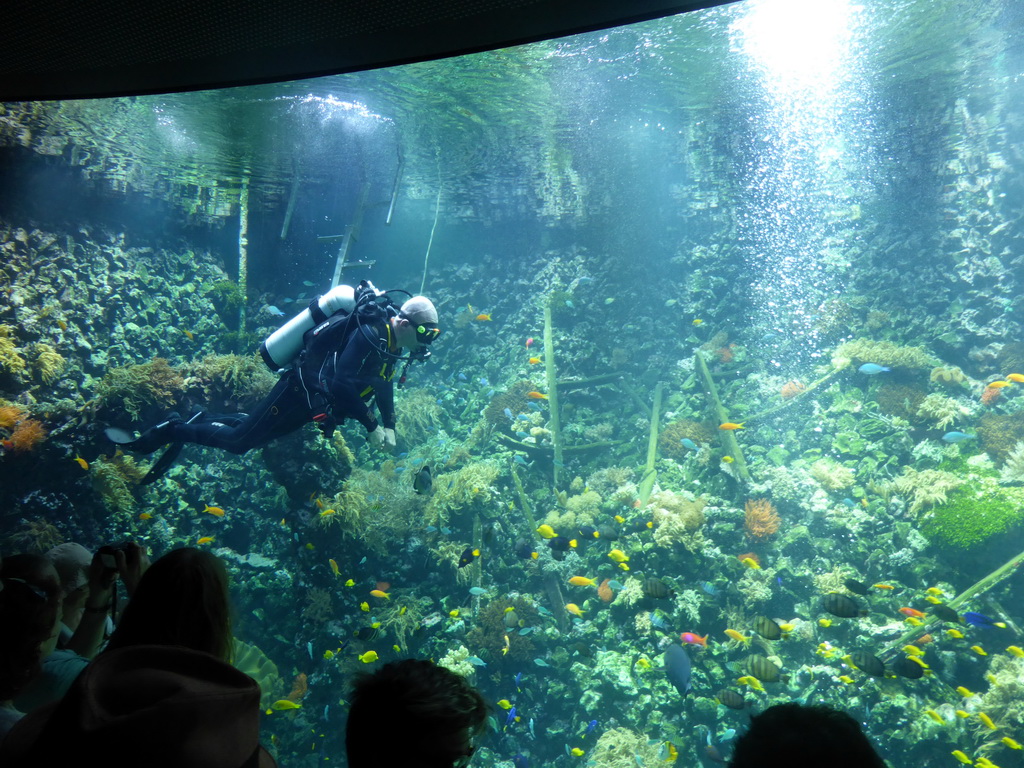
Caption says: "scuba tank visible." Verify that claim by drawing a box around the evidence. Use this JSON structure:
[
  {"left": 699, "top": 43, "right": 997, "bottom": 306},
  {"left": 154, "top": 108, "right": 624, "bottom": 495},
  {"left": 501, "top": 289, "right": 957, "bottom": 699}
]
[{"left": 259, "top": 284, "right": 356, "bottom": 371}]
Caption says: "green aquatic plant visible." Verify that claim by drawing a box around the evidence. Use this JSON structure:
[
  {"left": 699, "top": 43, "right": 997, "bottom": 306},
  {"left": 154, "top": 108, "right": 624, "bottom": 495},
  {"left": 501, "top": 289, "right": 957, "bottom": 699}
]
[
  {"left": 91, "top": 452, "right": 146, "bottom": 513},
  {"left": 832, "top": 338, "right": 938, "bottom": 370},
  {"left": 183, "top": 353, "right": 275, "bottom": 410},
  {"left": 921, "top": 478, "right": 1024, "bottom": 551},
  {"left": 394, "top": 386, "right": 442, "bottom": 446},
  {"left": 2, "top": 518, "right": 64, "bottom": 553},
  {"left": 203, "top": 279, "right": 244, "bottom": 318}
]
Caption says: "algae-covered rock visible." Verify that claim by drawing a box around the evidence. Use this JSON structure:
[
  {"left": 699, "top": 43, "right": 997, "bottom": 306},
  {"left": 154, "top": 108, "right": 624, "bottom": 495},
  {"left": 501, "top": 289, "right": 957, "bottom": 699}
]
[{"left": 832, "top": 338, "right": 938, "bottom": 370}]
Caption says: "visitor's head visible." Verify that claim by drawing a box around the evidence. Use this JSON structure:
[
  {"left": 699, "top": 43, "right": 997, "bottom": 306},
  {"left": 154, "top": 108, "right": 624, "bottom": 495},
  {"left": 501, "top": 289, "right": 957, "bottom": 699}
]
[
  {"left": 46, "top": 543, "right": 92, "bottom": 629},
  {"left": 0, "top": 573, "right": 62, "bottom": 700},
  {"left": 729, "top": 702, "right": 887, "bottom": 768},
  {"left": 104, "top": 547, "right": 233, "bottom": 662},
  {"left": 397, "top": 296, "right": 440, "bottom": 349},
  {"left": 346, "top": 659, "right": 488, "bottom": 768}
]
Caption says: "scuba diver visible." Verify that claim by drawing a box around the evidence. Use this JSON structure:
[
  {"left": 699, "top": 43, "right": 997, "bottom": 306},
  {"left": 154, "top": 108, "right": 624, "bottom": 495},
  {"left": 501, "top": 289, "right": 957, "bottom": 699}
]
[{"left": 106, "top": 281, "right": 440, "bottom": 482}]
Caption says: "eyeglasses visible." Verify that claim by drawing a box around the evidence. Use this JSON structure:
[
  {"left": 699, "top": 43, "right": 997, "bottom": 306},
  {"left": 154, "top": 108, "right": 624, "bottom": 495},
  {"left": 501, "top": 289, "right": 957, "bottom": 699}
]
[{"left": 0, "top": 577, "right": 52, "bottom": 602}]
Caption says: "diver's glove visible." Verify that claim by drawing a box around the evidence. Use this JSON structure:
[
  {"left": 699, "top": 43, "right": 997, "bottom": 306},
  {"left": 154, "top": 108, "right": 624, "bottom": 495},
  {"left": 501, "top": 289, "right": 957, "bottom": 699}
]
[
  {"left": 314, "top": 412, "right": 337, "bottom": 440},
  {"left": 383, "top": 428, "right": 397, "bottom": 451},
  {"left": 367, "top": 425, "right": 387, "bottom": 451}
]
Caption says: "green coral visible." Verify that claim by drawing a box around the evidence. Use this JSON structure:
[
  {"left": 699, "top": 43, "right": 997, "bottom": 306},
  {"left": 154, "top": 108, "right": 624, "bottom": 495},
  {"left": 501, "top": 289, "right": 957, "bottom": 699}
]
[
  {"left": 232, "top": 639, "right": 283, "bottom": 711},
  {"left": 832, "top": 338, "right": 938, "bottom": 370},
  {"left": 183, "top": 353, "right": 275, "bottom": 411},
  {"left": 977, "top": 413, "right": 1024, "bottom": 464},
  {"left": 565, "top": 490, "right": 602, "bottom": 526},
  {"left": 203, "top": 280, "right": 244, "bottom": 317},
  {"left": 921, "top": 478, "right": 1024, "bottom": 551},
  {"left": 649, "top": 489, "right": 705, "bottom": 548},
  {"left": 658, "top": 418, "right": 714, "bottom": 460},
  {"left": 96, "top": 357, "right": 185, "bottom": 420},
  {"left": 590, "top": 727, "right": 665, "bottom": 768},
  {"left": 425, "top": 460, "right": 500, "bottom": 526},
  {"left": 31, "top": 343, "right": 65, "bottom": 383},
  {"left": 92, "top": 452, "right": 146, "bottom": 513}
]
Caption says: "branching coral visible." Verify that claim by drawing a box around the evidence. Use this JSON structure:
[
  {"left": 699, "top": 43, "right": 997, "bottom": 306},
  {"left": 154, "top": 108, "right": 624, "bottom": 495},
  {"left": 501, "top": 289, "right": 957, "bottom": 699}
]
[
  {"left": 465, "top": 597, "right": 538, "bottom": 665},
  {"left": 302, "top": 588, "right": 334, "bottom": 625},
  {"left": 999, "top": 441, "right": 1024, "bottom": 485},
  {"left": 744, "top": 499, "right": 780, "bottom": 539}
]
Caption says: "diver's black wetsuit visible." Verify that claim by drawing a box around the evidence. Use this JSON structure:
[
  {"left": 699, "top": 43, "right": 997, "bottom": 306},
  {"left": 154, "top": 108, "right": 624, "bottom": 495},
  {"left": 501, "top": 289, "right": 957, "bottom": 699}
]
[{"left": 161, "top": 318, "right": 398, "bottom": 455}]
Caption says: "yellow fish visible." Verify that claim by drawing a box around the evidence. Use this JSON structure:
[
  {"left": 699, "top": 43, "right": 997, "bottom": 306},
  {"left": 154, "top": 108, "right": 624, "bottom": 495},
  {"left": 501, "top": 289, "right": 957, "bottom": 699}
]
[
  {"left": 565, "top": 603, "right": 586, "bottom": 618},
  {"left": 978, "top": 712, "right": 996, "bottom": 730},
  {"left": 925, "top": 595, "right": 942, "bottom": 604},
  {"left": 502, "top": 634, "right": 510, "bottom": 656},
  {"left": 692, "top": 319, "right": 703, "bottom": 326},
  {"left": 838, "top": 675, "right": 855, "bottom": 684},
  {"left": 399, "top": 606, "right": 407, "bottom": 615},
  {"left": 947, "top": 629, "right": 965, "bottom": 639},
  {"left": 203, "top": 504, "right": 225, "bottom": 517},
  {"left": 73, "top": 455, "right": 89, "bottom": 470},
  {"left": 323, "top": 649, "right": 336, "bottom": 660},
  {"left": 724, "top": 629, "right": 750, "bottom": 644},
  {"left": 270, "top": 699, "right": 302, "bottom": 711},
  {"left": 344, "top": 579, "right": 355, "bottom": 587},
  {"left": 950, "top": 750, "right": 972, "bottom": 765},
  {"left": 305, "top": 543, "right": 315, "bottom": 550},
  {"left": 1006, "top": 645, "right": 1024, "bottom": 657},
  {"left": 924, "top": 709, "right": 944, "bottom": 724},
  {"left": 719, "top": 422, "right": 744, "bottom": 430},
  {"left": 181, "top": 328, "right": 194, "bottom": 341},
  {"left": 955, "top": 710, "right": 971, "bottom": 718},
  {"left": 740, "top": 557, "right": 761, "bottom": 570},
  {"left": 903, "top": 645, "right": 925, "bottom": 657},
  {"left": 737, "top": 675, "right": 765, "bottom": 692},
  {"left": 607, "top": 549, "right": 630, "bottom": 563},
  {"left": 528, "top": 357, "right": 542, "bottom": 365},
  {"left": 970, "top": 645, "right": 987, "bottom": 656},
  {"left": 722, "top": 456, "right": 734, "bottom": 463},
  {"left": 358, "top": 651, "right": 379, "bottom": 663},
  {"left": 197, "top": 536, "right": 214, "bottom": 545},
  {"left": 904, "top": 616, "right": 923, "bottom": 626},
  {"left": 618, "top": 563, "right": 630, "bottom": 571},
  {"left": 320, "top": 508, "right": 337, "bottom": 518},
  {"left": 329, "top": 559, "right": 340, "bottom": 577},
  {"left": 636, "top": 657, "right": 652, "bottom": 669},
  {"left": 537, "top": 524, "right": 558, "bottom": 539},
  {"left": 1005, "top": 373, "right": 1024, "bottom": 383},
  {"left": 956, "top": 686, "right": 975, "bottom": 698},
  {"left": 571, "top": 748, "right": 585, "bottom": 757},
  {"left": 987, "top": 380, "right": 1011, "bottom": 388},
  {"left": 568, "top": 576, "right": 597, "bottom": 587},
  {"left": 1001, "top": 736, "right": 1023, "bottom": 749},
  {"left": 370, "top": 589, "right": 390, "bottom": 600},
  {"left": 818, "top": 619, "right": 832, "bottom": 628},
  {"left": 360, "top": 602, "right": 370, "bottom": 612},
  {"left": 449, "top": 609, "right": 460, "bottom": 618},
  {"left": 614, "top": 515, "right": 625, "bottom": 523},
  {"left": 926, "top": 587, "right": 944, "bottom": 595},
  {"left": 139, "top": 512, "right": 153, "bottom": 520},
  {"left": 497, "top": 699, "right": 513, "bottom": 710}
]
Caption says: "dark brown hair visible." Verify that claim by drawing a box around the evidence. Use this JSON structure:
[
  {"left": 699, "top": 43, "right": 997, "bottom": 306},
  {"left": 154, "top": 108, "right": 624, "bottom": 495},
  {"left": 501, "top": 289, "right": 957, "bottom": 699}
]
[{"left": 104, "top": 548, "right": 233, "bottom": 662}]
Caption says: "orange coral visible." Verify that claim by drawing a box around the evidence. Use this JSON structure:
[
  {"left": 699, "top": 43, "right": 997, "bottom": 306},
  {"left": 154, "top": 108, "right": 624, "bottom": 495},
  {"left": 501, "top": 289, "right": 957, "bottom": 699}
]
[
  {"left": 744, "top": 499, "right": 780, "bottom": 539},
  {"left": 9, "top": 418, "right": 46, "bottom": 453},
  {"left": 715, "top": 346, "right": 734, "bottom": 363},
  {"left": 597, "top": 578, "right": 614, "bottom": 603},
  {"left": 780, "top": 380, "right": 806, "bottom": 399},
  {"left": 287, "top": 672, "right": 308, "bottom": 702},
  {"left": 0, "top": 405, "right": 27, "bottom": 429},
  {"left": 981, "top": 386, "right": 1002, "bottom": 406}
]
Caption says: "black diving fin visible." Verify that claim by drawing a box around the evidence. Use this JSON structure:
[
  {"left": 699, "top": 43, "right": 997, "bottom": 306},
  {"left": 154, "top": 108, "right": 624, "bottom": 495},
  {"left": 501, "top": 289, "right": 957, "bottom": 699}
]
[{"left": 140, "top": 441, "right": 184, "bottom": 485}]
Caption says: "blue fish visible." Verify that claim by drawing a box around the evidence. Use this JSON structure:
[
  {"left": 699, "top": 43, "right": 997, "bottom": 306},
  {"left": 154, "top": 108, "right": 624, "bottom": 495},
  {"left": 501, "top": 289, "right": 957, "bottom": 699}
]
[
  {"left": 441, "top": 527, "right": 452, "bottom": 535},
  {"left": 513, "top": 755, "right": 529, "bottom": 768},
  {"left": 518, "top": 627, "right": 535, "bottom": 635},
  {"left": 534, "top": 658, "right": 551, "bottom": 668},
  {"left": 479, "top": 378, "right": 489, "bottom": 386},
  {"left": 267, "top": 305, "right": 286, "bottom": 317},
  {"left": 467, "top": 656, "right": 487, "bottom": 667},
  {"left": 504, "top": 408, "right": 514, "bottom": 419},
  {"left": 517, "top": 414, "right": 531, "bottom": 421},
  {"left": 565, "top": 300, "right": 575, "bottom": 308},
  {"left": 964, "top": 611, "right": 1005, "bottom": 629},
  {"left": 529, "top": 717, "right": 536, "bottom": 739},
  {"left": 942, "top": 431, "right": 976, "bottom": 443},
  {"left": 608, "top": 580, "right": 625, "bottom": 591},
  {"left": 699, "top": 581, "right": 719, "bottom": 597},
  {"left": 680, "top": 438, "right": 697, "bottom": 451},
  {"left": 858, "top": 363, "right": 890, "bottom": 375},
  {"left": 514, "top": 455, "right": 529, "bottom": 466},
  {"left": 458, "top": 373, "right": 468, "bottom": 381},
  {"left": 516, "top": 431, "right": 530, "bottom": 438},
  {"left": 583, "top": 719, "right": 598, "bottom": 737},
  {"left": 505, "top": 706, "right": 517, "bottom": 727},
  {"left": 469, "top": 587, "right": 489, "bottom": 596},
  {"left": 842, "top": 498, "right": 856, "bottom": 508},
  {"left": 514, "top": 671, "right": 523, "bottom": 690}
]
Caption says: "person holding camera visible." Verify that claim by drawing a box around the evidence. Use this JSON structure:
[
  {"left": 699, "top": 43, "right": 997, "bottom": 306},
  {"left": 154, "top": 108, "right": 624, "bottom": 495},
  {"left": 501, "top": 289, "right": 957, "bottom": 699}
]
[{"left": 106, "top": 283, "right": 440, "bottom": 482}]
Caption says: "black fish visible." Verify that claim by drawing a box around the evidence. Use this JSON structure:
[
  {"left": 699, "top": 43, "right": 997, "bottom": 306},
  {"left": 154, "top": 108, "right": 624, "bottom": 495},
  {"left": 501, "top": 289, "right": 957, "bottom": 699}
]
[
  {"left": 458, "top": 546, "right": 480, "bottom": 568},
  {"left": 930, "top": 604, "right": 960, "bottom": 623},
  {"left": 752, "top": 616, "right": 782, "bottom": 641},
  {"left": 850, "top": 650, "right": 885, "bottom": 677},
  {"left": 890, "top": 656, "right": 925, "bottom": 679},
  {"left": 823, "top": 592, "right": 867, "bottom": 618},
  {"left": 747, "top": 654, "right": 782, "bottom": 683},
  {"left": 716, "top": 689, "right": 747, "bottom": 710},
  {"left": 413, "top": 464, "right": 433, "bottom": 495},
  {"left": 577, "top": 525, "right": 600, "bottom": 540},
  {"left": 665, "top": 644, "right": 692, "bottom": 696},
  {"left": 844, "top": 578, "right": 870, "bottom": 596},
  {"left": 546, "top": 536, "right": 577, "bottom": 552},
  {"left": 596, "top": 524, "right": 619, "bottom": 540},
  {"left": 514, "top": 539, "right": 537, "bottom": 560},
  {"left": 643, "top": 578, "right": 674, "bottom": 600}
]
